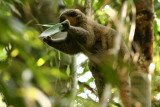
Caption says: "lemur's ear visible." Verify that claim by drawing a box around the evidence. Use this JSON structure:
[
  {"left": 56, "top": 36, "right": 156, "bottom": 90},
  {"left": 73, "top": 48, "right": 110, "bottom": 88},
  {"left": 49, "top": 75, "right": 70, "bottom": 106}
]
[{"left": 75, "top": 9, "right": 82, "bottom": 18}]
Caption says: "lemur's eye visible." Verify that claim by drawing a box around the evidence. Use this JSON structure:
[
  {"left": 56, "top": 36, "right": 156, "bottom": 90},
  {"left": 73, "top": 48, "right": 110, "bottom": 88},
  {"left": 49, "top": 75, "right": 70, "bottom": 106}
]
[{"left": 68, "top": 11, "right": 78, "bottom": 17}]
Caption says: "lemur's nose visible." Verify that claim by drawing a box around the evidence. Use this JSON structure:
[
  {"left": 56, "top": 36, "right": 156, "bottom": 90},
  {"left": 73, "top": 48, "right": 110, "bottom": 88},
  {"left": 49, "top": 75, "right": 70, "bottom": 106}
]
[{"left": 60, "top": 16, "right": 66, "bottom": 22}]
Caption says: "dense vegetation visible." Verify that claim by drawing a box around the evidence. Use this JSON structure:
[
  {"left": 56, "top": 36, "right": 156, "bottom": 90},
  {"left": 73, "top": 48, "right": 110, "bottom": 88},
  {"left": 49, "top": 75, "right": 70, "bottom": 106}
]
[{"left": 0, "top": 0, "right": 160, "bottom": 107}]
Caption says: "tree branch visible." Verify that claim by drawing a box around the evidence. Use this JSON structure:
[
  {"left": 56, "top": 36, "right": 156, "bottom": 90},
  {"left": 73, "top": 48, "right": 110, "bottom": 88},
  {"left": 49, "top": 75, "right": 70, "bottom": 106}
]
[
  {"left": 78, "top": 81, "right": 96, "bottom": 95},
  {"left": 85, "top": 0, "right": 91, "bottom": 17}
]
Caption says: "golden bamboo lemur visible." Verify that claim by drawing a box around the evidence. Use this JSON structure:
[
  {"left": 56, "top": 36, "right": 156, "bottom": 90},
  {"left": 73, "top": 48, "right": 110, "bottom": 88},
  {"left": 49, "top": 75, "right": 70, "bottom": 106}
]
[{"left": 43, "top": 9, "right": 130, "bottom": 107}]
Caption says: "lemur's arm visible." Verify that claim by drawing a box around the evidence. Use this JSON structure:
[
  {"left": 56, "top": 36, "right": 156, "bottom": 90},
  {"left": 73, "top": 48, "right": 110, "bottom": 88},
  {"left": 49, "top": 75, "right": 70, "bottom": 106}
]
[
  {"left": 63, "top": 20, "right": 94, "bottom": 47},
  {"left": 43, "top": 36, "right": 81, "bottom": 55},
  {"left": 43, "top": 19, "right": 92, "bottom": 54}
]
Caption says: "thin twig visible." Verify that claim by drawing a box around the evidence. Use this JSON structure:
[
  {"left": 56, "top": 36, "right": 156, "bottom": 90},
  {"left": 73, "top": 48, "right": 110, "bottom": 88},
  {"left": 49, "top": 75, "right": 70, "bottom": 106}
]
[
  {"left": 100, "top": 84, "right": 112, "bottom": 107},
  {"left": 85, "top": 0, "right": 92, "bottom": 17},
  {"left": 78, "top": 81, "right": 97, "bottom": 95}
]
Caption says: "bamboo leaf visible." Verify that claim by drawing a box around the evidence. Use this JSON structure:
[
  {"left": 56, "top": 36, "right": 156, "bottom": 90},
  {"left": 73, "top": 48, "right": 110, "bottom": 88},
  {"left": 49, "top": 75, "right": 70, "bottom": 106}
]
[
  {"left": 39, "top": 23, "right": 64, "bottom": 39},
  {"left": 37, "top": 23, "right": 56, "bottom": 27}
]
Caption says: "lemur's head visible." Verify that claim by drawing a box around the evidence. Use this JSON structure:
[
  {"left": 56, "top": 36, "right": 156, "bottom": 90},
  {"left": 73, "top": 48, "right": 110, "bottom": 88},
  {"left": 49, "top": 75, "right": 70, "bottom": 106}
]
[{"left": 59, "top": 9, "right": 87, "bottom": 26}]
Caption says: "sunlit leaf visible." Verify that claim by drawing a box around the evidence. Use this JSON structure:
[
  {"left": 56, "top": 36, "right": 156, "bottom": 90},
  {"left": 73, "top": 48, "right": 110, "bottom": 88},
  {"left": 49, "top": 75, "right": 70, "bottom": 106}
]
[
  {"left": 39, "top": 23, "right": 64, "bottom": 39},
  {"left": 0, "top": 47, "right": 7, "bottom": 61},
  {"left": 0, "top": 94, "right": 7, "bottom": 107},
  {"left": 11, "top": 49, "right": 19, "bottom": 57},
  {"left": 37, "top": 58, "right": 45, "bottom": 66},
  {"left": 51, "top": 68, "right": 68, "bottom": 79},
  {"left": 36, "top": 23, "right": 56, "bottom": 27},
  {"left": 21, "top": 86, "right": 52, "bottom": 107}
]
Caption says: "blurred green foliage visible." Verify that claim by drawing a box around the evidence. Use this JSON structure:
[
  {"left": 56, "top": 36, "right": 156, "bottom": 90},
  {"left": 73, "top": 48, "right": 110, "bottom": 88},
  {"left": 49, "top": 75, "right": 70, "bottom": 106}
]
[{"left": 0, "top": 0, "right": 160, "bottom": 107}]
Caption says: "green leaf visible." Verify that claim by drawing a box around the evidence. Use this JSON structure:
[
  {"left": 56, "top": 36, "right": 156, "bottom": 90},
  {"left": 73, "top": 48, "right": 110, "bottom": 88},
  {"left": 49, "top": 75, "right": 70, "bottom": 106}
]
[
  {"left": 64, "top": 0, "right": 74, "bottom": 7},
  {"left": 8, "top": 3, "right": 21, "bottom": 16},
  {"left": 36, "top": 23, "right": 56, "bottom": 27},
  {"left": 93, "top": 0, "right": 105, "bottom": 10},
  {"left": 66, "top": 65, "right": 70, "bottom": 76},
  {"left": 0, "top": 47, "right": 7, "bottom": 61},
  {"left": 51, "top": 68, "right": 68, "bottom": 79},
  {"left": 101, "top": 62, "right": 118, "bottom": 86},
  {"left": 39, "top": 23, "right": 64, "bottom": 38}
]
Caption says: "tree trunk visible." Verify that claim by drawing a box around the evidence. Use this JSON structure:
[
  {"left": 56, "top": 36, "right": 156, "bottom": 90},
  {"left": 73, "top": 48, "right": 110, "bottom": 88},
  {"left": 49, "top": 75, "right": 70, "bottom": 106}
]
[{"left": 131, "top": 0, "right": 154, "bottom": 107}]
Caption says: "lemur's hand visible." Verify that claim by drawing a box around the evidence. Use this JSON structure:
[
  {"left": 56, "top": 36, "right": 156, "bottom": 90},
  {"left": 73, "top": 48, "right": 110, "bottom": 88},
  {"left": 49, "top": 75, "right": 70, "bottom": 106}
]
[
  {"left": 61, "top": 20, "right": 70, "bottom": 31},
  {"left": 43, "top": 36, "right": 52, "bottom": 43}
]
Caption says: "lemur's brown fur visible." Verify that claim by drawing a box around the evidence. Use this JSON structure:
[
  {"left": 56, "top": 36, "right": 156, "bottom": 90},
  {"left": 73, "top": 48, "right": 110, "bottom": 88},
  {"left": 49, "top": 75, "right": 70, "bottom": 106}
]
[{"left": 43, "top": 9, "right": 130, "bottom": 107}]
